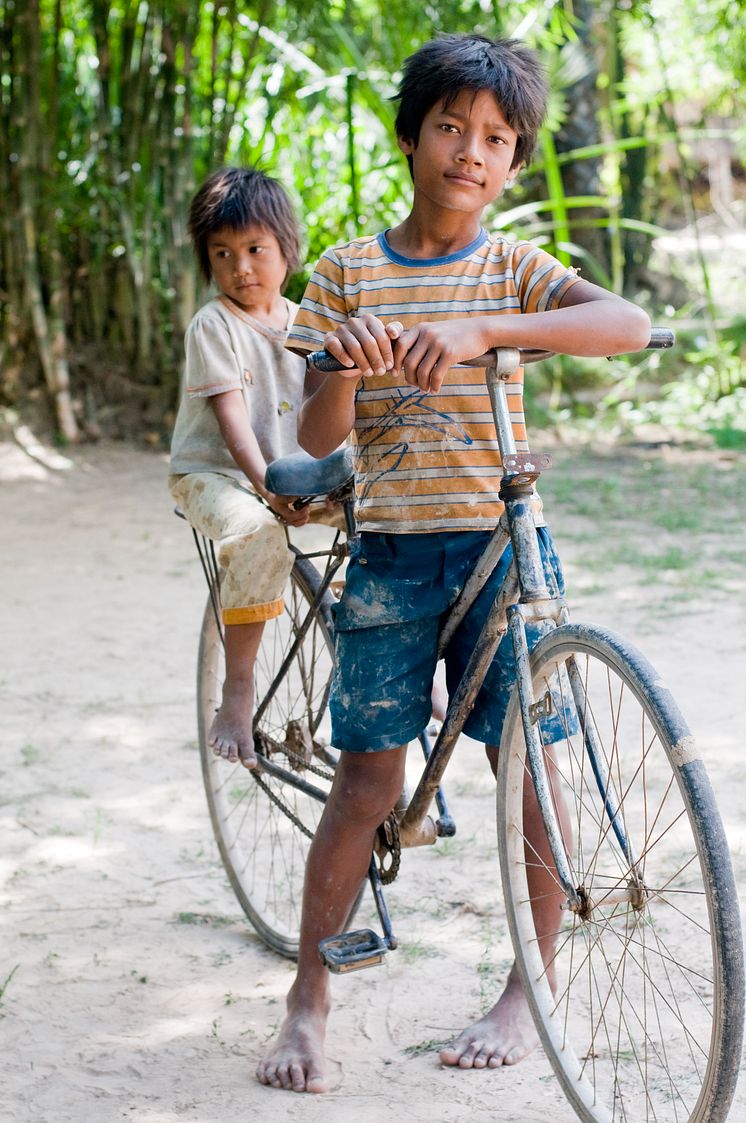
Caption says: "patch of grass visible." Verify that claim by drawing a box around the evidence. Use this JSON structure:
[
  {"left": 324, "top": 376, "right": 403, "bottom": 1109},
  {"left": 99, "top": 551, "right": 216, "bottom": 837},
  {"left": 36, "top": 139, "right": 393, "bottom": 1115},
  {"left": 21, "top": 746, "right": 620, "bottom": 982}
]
[
  {"left": 173, "top": 911, "right": 234, "bottom": 928},
  {"left": 639, "top": 547, "right": 691, "bottom": 573},
  {"left": 399, "top": 938, "right": 441, "bottom": 963},
  {"left": 427, "top": 836, "right": 464, "bottom": 859},
  {"left": 403, "top": 1036, "right": 449, "bottom": 1056},
  {"left": 575, "top": 580, "right": 607, "bottom": 597},
  {"left": 676, "top": 567, "right": 728, "bottom": 592},
  {"left": 655, "top": 509, "right": 699, "bottom": 532},
  {"left": 20, "top": 744, "right": 40, "bottom": 766}
]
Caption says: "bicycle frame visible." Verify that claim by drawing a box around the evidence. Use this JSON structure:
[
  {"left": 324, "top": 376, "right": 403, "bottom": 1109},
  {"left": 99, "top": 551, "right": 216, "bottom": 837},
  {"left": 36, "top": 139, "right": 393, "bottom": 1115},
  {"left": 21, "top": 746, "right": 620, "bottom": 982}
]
[{"left": 189, "top": 340, "right": 665, "bottom": 924}]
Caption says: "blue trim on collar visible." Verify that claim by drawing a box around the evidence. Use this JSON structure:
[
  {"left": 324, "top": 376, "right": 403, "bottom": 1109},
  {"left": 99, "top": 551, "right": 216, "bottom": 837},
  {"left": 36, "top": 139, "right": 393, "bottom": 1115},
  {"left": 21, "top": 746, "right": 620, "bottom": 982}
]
[{"left": 377, "top": 228, "right": 488, "bottom": 267}]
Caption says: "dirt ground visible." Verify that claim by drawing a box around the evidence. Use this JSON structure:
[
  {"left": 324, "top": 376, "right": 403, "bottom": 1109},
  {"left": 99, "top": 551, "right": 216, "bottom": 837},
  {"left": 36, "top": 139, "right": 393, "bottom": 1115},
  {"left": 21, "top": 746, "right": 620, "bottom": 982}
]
[{"left": 1, "top": 437, "right": 745, "bottom": 1123}]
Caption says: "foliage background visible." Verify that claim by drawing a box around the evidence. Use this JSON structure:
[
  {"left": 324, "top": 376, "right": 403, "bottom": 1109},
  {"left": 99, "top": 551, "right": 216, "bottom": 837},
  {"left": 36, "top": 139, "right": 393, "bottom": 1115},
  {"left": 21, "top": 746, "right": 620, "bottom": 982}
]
[{"left": 1, "top": 0, "right": 744, "bottom": 445}]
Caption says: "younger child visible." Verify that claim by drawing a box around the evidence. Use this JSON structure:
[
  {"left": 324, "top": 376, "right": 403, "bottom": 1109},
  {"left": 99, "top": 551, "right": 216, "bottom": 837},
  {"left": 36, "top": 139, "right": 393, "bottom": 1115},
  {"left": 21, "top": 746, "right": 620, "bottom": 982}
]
[
  {"left": 169, "top": 167, "right": 311, "bottom": 768},
  {"left": 257, "top": 34, "right": 650, "bottom": 1093}
]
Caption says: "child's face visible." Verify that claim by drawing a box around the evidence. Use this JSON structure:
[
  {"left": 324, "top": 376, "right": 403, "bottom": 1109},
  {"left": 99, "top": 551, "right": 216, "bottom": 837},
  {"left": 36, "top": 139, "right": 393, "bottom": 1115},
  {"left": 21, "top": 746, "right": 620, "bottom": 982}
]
[
  {"left": 207, "top": 225, "right": 287, "bottom": 311},
  {"left": 398, "top": 88, "right": 520, "bottom": 216}
]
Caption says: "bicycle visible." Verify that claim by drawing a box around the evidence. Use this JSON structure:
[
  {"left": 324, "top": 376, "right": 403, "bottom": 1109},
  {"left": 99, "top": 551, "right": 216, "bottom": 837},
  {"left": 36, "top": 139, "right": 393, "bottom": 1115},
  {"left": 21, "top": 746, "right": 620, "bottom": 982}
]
[{"left": 191, "top": 328, "right": 744, "bottom": 1123}]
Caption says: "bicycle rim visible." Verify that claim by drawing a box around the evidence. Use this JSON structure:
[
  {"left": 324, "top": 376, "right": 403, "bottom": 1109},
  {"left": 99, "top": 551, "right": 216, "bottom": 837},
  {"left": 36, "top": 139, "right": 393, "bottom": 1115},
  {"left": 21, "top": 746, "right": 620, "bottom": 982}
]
[
  {"left": 498, "top": 621, "right": 744, "bottom": 1123},
  {"left": 198, "top": 555, "right": 337, "bottom": 958}
]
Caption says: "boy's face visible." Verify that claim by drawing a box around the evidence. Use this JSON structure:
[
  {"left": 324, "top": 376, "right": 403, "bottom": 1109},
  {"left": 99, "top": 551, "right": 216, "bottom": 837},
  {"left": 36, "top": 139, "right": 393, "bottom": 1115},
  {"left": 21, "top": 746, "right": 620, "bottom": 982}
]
[
  {"left": 206, "top": 225, "right": 287, "bottom": 311},
  {"left": 398, "top": 89, "right": 520, "bottom": 216}
]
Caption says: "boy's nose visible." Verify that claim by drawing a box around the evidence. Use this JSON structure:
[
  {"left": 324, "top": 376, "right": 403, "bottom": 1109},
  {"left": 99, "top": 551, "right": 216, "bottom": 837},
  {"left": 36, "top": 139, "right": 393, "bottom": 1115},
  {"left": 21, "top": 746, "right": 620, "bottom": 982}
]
[
  {"left": 235, "top": 255, "right": 254, "bottom": 276},
  {"left": 457, "top": 136, "right": 484, "bottom": 165}
]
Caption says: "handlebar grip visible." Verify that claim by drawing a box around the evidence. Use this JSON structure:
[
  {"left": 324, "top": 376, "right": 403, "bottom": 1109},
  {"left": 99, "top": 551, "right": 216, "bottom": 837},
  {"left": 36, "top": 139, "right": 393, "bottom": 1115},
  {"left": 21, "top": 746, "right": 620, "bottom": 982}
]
[
  {"left": 647, "top": 327, "right": 675, "bottom": 349},
  {"left": 306, "top": 350, "right": 348, "bottom": 372}
]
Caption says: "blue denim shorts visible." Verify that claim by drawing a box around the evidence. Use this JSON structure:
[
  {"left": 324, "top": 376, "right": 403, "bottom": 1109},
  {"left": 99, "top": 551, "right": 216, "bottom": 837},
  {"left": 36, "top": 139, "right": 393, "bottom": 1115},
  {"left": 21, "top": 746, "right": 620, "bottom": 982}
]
[{"left": 329, "top": 528, "right": 568, "bottom": 752}]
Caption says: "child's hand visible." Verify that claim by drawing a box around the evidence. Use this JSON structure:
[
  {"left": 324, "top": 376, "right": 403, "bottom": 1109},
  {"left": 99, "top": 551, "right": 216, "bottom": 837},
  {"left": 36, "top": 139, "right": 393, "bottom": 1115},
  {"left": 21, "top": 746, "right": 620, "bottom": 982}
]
[
  {"left": 266, "top": 493, "right": 311, "bottom": 527},
  {"left": 391, "top": 320, "right": 489, "bottom": 394},
  {"left": 323, "top": 315, "right": 405, "bottom": 378}
]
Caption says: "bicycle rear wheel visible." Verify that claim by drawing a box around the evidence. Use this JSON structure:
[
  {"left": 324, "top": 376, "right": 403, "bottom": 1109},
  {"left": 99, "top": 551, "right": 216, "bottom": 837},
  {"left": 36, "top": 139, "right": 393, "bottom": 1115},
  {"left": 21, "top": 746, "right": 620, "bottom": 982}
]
[
  {"left": 198, "top": 554, "right": 337, "bottom": 958},
  {"left": 497, "top": 622, "right": 744, "bottom": 1123}
]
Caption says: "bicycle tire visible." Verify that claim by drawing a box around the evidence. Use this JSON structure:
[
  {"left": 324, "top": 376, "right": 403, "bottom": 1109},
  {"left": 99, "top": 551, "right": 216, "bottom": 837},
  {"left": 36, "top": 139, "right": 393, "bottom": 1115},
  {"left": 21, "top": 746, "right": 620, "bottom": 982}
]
[
  {"left": 497, "top": 621, "right": 744, "bottom": 1123},
  {"left": 197, "top": 553, "right": 338, "bottom": 958}
]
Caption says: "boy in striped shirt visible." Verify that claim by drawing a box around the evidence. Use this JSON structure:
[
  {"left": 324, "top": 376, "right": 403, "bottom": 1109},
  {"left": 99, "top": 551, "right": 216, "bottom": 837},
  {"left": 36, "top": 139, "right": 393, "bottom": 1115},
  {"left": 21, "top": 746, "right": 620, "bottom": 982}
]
[{"left": 257, "top": 33, "right": 650, "bottom": 1094}]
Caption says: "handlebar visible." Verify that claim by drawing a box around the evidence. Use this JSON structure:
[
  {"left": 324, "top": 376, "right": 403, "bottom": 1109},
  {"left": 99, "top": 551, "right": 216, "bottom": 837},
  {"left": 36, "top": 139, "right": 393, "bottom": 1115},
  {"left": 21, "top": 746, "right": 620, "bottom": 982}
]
[{"left": 306, "top": 326, "right": 675, "bottom": 372}]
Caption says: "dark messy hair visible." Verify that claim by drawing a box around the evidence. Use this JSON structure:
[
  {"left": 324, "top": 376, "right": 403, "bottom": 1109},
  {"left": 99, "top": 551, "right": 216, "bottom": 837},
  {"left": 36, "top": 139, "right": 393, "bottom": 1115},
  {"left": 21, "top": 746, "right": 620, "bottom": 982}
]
[
  {"left": 393, "top": 34, "right": 547, "bottom": 174},
  {"left": 187, "top": 166, "right": 301, "bottom": 286}
]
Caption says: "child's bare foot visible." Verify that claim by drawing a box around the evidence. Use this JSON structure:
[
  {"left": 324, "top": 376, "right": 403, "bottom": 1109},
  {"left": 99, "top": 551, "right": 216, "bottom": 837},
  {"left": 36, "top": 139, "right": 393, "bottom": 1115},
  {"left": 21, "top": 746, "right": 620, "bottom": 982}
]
[
  {"left": 256, "top": 1006, "right": 329, "bottom": 1093},
  {"left": 208, "top": 681, "right": 256, "bottom": 768},
  {"left": 439, "top": 972, "right": 539, "bottom": 1068}
]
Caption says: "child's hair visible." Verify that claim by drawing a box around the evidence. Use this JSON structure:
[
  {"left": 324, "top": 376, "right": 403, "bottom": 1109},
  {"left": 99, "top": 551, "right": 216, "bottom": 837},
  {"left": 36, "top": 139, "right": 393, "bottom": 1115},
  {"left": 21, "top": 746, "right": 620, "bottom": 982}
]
[
  {"left": 393, "top": 34, "right": 547, "bottom": 173},
  {"left": 188, "top": 166, "right": 301, "bottom": 286}
]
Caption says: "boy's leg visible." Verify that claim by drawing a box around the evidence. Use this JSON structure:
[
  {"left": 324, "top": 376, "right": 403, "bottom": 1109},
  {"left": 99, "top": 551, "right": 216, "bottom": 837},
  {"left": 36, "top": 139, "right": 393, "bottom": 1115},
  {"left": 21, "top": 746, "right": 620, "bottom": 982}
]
[
  {"left": 257, "top": 744, "right": 407, "bottom": 1093},
  {"left": 257, "top": 531, "right": 440, "bottom": 1090},
  {"left": 208, "top": 620, "right": 264, "bottom": 767},
  {"left": 170, "top": 472, "right": 294, "bottom": 766},
  {"left": 440, "top": 742, "right": 570, "bottom": 1068}
]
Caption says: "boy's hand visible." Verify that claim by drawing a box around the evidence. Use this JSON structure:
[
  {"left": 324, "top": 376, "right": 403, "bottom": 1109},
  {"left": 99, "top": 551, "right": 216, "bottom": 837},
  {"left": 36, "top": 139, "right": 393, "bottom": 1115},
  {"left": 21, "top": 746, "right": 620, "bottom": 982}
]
[
  {"left": 322, "top": 315, "right": 491, "bottom": 394},
  {"left": 266, "top": 493, "right": 311, "bottom": 527},
  {"left": 392, "top": 320, "right": 489, "bottom": 394},
  {"left": 323, "top": 315, "right": 404, "bottom": 378}
]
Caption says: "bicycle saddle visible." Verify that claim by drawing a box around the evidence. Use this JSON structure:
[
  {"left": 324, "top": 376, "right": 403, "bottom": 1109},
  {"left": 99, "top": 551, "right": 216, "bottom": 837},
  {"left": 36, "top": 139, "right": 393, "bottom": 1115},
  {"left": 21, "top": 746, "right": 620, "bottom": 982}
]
[{"left": 264, "top": 447, "right": 354, "bottom": 497}]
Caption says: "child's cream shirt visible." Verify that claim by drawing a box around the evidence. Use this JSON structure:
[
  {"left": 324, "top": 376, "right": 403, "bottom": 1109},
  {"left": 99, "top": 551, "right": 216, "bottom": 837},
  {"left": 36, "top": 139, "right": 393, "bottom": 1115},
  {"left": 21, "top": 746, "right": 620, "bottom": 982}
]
[{"left": 170, "top": 295, "right": 305, "bottom": 477}]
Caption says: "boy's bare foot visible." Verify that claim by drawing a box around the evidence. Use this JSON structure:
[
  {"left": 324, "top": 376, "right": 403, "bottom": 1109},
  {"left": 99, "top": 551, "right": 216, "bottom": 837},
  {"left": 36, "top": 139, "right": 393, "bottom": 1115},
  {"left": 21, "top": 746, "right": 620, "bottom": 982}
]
[
  {"left": 256, "top": 1006, "right": 329, "bottom": 1093},
  {"left": 439, "top": 973, "right": 539, "bottom": 1068},
  {"left": 208, "top": 683, "right": 256, "bottom": 768}
]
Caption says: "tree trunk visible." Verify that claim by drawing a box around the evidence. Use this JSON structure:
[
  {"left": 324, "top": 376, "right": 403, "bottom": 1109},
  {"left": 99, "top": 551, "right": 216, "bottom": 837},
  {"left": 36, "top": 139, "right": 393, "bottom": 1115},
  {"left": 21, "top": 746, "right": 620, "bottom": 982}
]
[{"left": 17, "top": 0, "right": 79, "bottom": 440}]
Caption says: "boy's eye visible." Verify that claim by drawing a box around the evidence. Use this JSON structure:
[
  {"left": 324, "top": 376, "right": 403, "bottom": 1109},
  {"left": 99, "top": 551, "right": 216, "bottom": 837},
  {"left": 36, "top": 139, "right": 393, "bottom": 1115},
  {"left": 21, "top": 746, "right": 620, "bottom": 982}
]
[{"left": 440, "top": 122, "right": 459, "bottom": 133}]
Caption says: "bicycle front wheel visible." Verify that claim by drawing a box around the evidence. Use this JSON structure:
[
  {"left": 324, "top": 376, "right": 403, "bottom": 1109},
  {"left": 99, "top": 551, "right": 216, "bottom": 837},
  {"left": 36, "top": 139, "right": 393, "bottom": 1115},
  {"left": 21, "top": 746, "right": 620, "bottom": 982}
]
[
  {"left": 198, "top": 555, "right": 337, "bottom": 959},
  {"left": 497, "top": 621, "right": 744, "bottom": 1123}
]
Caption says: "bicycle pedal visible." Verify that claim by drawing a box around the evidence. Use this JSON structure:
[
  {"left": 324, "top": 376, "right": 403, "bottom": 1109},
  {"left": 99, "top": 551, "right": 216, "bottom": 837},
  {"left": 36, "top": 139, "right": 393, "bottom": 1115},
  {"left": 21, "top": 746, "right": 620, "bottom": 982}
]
[{"left": 318, "top": 929, "right": 388, "bottom": 973}]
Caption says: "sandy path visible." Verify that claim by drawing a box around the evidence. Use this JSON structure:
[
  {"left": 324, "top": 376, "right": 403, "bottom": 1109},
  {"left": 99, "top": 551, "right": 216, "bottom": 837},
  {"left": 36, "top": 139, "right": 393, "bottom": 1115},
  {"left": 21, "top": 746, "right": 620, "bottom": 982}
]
[{"left": 1, "top": 439, "right": 744, "bottom": 1123}]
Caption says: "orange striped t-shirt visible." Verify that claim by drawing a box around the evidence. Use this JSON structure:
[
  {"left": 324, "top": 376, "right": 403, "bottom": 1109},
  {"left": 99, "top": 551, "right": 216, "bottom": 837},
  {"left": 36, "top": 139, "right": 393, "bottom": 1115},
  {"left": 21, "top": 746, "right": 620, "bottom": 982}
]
[{"left": 288, "top": 229, "right": 580, "bottom": 532}]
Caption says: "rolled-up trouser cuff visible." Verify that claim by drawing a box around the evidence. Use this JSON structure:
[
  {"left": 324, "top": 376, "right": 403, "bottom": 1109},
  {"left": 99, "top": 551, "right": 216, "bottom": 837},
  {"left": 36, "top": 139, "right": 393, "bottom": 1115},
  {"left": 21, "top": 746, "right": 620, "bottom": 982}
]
[{"left": 222, "top": 598, "right": 284, "bottom": 626}]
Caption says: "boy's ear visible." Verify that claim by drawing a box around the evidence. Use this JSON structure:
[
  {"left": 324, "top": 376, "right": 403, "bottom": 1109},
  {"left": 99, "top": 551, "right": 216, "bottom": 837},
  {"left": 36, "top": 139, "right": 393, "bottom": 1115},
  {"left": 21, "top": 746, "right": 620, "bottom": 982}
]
[
  {"left": 505, "top": 160, "right": 523, "bottom": 189},
  {"left": 397, "top": 133, "right": 415, "bottom": 156}
]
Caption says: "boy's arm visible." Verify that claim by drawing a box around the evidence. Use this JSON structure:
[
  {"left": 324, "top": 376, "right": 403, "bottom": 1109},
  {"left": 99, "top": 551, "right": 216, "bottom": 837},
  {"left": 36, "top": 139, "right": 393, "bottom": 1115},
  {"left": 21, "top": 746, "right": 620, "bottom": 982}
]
[
  {"left": 396, "top": 280, "right": 650, "bottom": 392},
  {"left": 210, "top": 391, "right": 310, "bottom": 526},
  {"left": 317, "top": 281, "right": 650, "bottom": 395},
  {"left": 296, "top": 364, "right": 359, "bottom": 459}
]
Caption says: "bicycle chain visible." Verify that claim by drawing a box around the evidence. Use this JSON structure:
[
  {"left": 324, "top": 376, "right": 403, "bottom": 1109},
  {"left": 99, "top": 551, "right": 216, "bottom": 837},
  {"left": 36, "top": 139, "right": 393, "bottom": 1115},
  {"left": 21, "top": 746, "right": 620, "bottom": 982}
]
[
  {"left": 242, "top": 731, "right": 335, "bottom": 841},
  {"left": 247, "top": 744, "right": 402, "bottom": 885},
  {"left": 249, "top": 769, "right": 314, "bottom": 840},
  {"left": 255, "top": 730, "right": 335, "bottom": 782}
]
